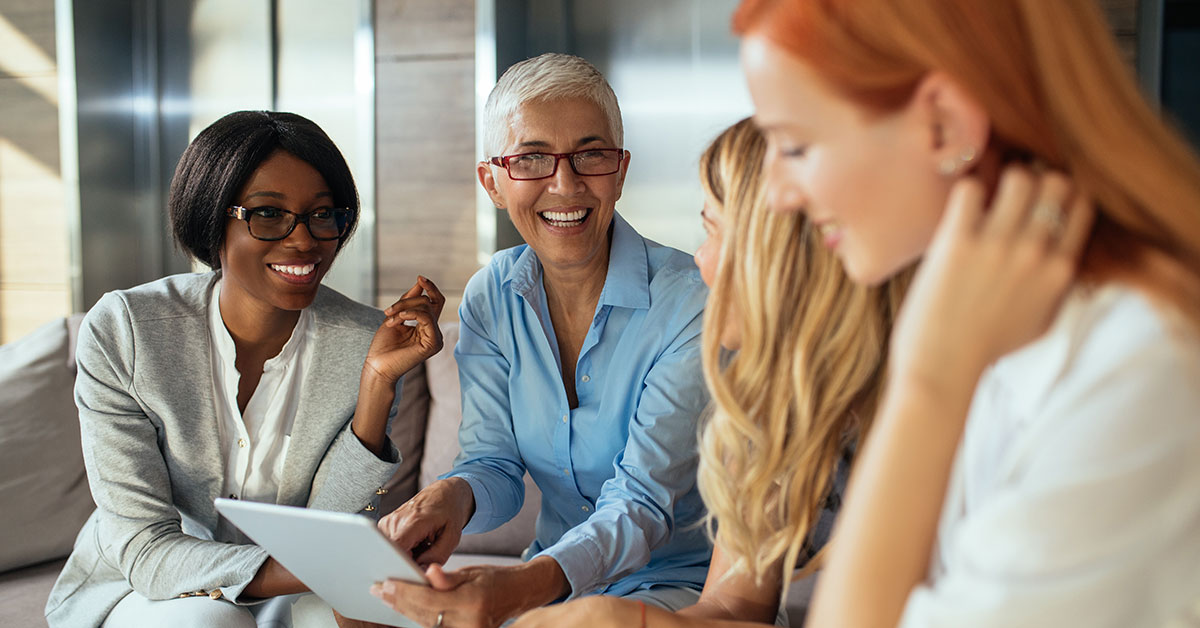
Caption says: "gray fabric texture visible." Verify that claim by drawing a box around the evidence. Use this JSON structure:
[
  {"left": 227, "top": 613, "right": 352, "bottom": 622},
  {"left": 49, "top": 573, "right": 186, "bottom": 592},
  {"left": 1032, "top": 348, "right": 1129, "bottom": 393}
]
[
  {"left": 0, "top": 315, "right": 95, "bottom": 573},
  {"left": 44, "top": 272, "right": 402, "bottom": 628}
]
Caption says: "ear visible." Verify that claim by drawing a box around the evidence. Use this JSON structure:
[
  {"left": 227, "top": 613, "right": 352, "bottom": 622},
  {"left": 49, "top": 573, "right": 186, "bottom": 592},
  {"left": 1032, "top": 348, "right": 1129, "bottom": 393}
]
[
  {"left": 911, "top": 72, "right": 990, "bottom": 176},
  {"left": 476, "top": 160, "right": 508, "bottom": 210},
  {"left": 613, "top": 150, "right": 632, "bottom": 202}
]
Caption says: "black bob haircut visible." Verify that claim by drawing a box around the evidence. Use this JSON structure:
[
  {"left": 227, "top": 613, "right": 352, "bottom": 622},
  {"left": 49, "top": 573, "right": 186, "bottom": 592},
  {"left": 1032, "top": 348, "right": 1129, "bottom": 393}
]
[{"left": 169, "top": 110, "right": 359, "bottom": 269}]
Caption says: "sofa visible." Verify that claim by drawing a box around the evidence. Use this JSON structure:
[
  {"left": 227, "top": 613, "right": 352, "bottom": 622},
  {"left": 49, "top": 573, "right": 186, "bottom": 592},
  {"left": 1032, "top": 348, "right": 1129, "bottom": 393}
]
[{"left": 0, "top": 315, "right": 812, "bottom": 626}]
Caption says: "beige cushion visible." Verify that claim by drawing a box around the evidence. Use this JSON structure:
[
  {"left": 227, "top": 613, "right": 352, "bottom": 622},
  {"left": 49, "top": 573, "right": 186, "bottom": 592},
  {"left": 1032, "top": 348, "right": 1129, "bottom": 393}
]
[
  {"left": 420, "top": 323, "right": 541, "bottom": 557},
  {"left": 0, "top": 315, "right": 94, "bottom": 573}
]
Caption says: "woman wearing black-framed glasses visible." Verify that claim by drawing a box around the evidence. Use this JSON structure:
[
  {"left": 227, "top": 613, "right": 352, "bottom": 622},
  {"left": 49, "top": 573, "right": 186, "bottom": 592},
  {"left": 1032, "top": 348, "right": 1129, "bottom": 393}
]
[{"left": 47, "top": 111, "right": 444, "bottom": 628}]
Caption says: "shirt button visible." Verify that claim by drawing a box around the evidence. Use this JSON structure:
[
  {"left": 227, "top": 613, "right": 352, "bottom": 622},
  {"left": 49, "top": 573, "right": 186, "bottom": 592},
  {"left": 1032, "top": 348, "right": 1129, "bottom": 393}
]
[
  {"left": 237, "top": 439, "right": 246, "bottom": 448},
  {"left": 580, "top": 375, "right": 590, "bottom": 383},
  {"left": 562, "top": 468, "right": 570, "bottom": 475},
  {"left": 581, "top": 505, "right": 590, "bottom": 512},
  {"left": 562, "top": 414, "right": 568, "bottom": 424}
]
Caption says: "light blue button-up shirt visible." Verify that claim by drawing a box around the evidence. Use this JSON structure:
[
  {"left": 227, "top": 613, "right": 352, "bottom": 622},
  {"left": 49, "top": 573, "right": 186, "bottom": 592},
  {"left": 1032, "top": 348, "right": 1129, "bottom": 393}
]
[{"left": 446, "top": 213, "right": 712, "bottom": 598}]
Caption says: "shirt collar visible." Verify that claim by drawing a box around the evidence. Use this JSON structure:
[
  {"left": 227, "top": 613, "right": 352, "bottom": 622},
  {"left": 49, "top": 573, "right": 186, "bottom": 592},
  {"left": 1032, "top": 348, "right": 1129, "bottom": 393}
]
[{"left": 503, "top": 212, "right": 650, "bottom": 310}]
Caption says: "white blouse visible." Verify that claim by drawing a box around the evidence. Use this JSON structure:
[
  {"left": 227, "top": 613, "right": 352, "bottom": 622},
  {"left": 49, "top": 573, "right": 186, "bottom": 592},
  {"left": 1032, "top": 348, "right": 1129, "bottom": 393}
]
[
  {"left": 900, "top": 286, "right": 1200, "bottom": 628},
  {"left": 209, "top": 280, "right": 314, "bottom": 507}
]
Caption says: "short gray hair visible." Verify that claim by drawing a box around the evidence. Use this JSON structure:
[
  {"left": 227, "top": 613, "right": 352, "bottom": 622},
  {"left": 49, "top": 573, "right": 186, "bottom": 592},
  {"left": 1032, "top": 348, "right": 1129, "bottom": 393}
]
[{"left": 483, "top": 53, "right": 623, "bottom": 157}]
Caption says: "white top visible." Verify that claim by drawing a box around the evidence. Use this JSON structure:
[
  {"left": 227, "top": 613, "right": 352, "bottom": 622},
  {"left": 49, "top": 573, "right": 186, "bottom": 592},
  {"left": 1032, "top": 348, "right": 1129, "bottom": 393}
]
[
  {"left": 209, "top": 280, "right": 314, "bottom": 506},
  {"left": 900, "top": 285, "right": 1200, "bottom": 628}
]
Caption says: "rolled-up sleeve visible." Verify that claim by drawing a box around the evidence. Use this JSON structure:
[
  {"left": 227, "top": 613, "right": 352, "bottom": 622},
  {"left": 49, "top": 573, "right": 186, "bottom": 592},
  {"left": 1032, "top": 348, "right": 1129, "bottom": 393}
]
[
  {"left": 539, "top": 313, "right": 708, "bottom": 597},
  {"left": 444, "top": 283, "right": 528, "bottom": 534}
]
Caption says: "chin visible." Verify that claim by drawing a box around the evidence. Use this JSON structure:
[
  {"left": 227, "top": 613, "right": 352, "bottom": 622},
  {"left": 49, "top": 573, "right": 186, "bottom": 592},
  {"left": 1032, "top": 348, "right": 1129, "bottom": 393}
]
[
  {"left": 840, "top": 252, "right": 891, "bottom": 287},
  {"left": 272, "top": 288, "right": 322, "bottom": 312}
]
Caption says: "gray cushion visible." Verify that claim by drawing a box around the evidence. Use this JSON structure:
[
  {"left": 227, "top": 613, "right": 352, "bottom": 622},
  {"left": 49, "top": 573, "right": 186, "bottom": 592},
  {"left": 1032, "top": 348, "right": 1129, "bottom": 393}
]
[
  {"left": 0, "top": 315, "right": 94, "bottom": 573},
  {"left": 0, "top": 558, "right": 64, "bottom": 627}
]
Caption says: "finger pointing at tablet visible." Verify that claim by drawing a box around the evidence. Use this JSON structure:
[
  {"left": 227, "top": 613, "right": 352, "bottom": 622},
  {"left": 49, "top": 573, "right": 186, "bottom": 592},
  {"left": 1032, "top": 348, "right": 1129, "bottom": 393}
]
[{"left": 378, "top": 477, "right": 477, "bottom": 566}]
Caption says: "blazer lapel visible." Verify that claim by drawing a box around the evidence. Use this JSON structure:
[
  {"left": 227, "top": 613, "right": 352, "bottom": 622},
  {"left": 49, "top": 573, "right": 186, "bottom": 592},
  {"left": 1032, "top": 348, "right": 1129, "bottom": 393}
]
[
  {"left": 276, "top": 301, "right": 369, "bottom": 506},
  {"left": 135, "top": 272, "right": 226, "bottom": 529}
]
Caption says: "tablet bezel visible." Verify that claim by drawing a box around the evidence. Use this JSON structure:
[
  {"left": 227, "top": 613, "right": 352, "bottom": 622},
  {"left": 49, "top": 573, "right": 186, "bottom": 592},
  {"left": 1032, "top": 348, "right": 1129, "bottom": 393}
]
[{"left": 215, "top": 498, "right": 427, "bottom": 626}]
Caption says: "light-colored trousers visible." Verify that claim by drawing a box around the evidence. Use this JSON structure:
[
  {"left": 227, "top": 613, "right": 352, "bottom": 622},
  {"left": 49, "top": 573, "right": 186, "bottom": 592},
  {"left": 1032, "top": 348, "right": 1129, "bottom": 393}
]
[{"left": 102, "top": 591, "right": 336, "bottom": 628}]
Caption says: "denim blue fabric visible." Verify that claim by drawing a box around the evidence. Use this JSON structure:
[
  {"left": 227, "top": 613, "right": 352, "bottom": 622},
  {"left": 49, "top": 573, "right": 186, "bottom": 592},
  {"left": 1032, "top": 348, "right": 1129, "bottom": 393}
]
[{"left": 446, "top": 213, "right": 712, "bottom": 598}]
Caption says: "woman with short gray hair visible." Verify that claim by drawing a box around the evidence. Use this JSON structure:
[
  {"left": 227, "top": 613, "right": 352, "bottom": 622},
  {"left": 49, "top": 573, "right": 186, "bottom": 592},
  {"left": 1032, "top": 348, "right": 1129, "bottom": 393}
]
[{"left": 353, "top": 53, "right": 713, "bottom": 628}]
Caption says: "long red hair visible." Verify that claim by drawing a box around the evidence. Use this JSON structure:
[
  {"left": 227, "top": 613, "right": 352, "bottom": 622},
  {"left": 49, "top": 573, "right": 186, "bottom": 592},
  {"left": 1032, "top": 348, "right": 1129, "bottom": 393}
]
[{"left": 734, "top": 0, "right": 1200, "bottom": 324}]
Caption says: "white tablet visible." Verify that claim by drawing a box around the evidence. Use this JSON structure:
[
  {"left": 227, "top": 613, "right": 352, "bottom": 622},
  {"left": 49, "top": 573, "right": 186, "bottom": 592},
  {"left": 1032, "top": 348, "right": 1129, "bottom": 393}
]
[{"left": 214, "top": 498, "right": 427, "bottom": 627}]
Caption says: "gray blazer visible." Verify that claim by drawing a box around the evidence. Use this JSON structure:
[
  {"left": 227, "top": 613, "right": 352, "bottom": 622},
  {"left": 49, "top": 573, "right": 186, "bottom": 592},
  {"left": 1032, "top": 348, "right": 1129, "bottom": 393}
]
[{"left": 45, "top": 272, "right": 402, "bottom": 627}]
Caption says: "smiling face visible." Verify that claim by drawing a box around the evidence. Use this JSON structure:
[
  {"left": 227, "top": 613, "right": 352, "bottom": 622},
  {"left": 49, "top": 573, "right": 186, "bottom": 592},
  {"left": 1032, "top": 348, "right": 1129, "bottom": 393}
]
[
  {"left": 741, "top": 34, "right": 952, "bottom": 285},
  {"left": 218, "top": 149, "right": 340, "bottom": 315},
  {"left": 477, "top": 96, "right": 629, "bottom": 273}
]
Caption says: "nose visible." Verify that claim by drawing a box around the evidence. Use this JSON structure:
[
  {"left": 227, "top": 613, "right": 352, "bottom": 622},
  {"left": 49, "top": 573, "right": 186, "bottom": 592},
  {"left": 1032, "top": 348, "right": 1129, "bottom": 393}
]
[
  {"left": 546, "top": 155, "right": 586, "bottom": 194},
  {"left": 283, "top": 220, "right": 319, "bottom": 250}
]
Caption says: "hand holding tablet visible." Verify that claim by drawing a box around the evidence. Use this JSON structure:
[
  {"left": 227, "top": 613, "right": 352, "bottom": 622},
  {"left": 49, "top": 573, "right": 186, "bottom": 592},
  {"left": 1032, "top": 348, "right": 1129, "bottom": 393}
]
[{"left": 215, "top": 498, "right": 428, "bottom": 627}]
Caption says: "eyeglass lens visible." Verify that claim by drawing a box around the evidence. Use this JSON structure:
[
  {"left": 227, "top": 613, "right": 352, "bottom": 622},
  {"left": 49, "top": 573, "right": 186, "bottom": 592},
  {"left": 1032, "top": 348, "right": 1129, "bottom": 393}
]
[
  {"left": 506, "top": 149, "right": 622, "bottom": 179},
  {"left": 248, "top": 208, "right": 350, "bottom": 241}
]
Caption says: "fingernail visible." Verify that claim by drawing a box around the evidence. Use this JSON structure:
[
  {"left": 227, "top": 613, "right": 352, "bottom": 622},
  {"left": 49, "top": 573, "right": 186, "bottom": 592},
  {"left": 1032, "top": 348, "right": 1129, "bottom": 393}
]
[{"left": 369, "top": 583, "right": 383, "bottom": 598}]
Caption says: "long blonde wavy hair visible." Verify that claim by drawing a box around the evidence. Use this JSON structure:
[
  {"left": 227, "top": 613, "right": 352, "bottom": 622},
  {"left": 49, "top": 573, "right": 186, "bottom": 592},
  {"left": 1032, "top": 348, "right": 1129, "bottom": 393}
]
[{"left": 696, "top": 118, "right": 911, "bottom": 588}]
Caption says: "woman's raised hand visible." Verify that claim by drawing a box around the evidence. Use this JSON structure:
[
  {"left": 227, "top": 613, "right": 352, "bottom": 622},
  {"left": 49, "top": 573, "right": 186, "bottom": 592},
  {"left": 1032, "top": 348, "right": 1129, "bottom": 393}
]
[
  {"left": 889, "top": 167, "right": 1095, "bottom": 394},
  {"left": 365, "top": 275, "right": 446, "bottom": 384}
]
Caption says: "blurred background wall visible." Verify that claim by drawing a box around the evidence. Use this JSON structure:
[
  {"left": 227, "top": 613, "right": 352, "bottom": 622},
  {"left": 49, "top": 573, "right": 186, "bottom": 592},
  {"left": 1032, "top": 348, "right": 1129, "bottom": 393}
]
[
  {"left": 0, "top": 0, "right": 1191, "bottom": 343},
  {"left": 0, "top": 0, "right": 70, "bottom": 343}
]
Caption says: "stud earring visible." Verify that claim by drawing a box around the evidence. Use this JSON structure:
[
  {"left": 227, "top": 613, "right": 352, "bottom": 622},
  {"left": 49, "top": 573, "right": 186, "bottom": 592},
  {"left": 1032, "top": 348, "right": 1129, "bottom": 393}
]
[{"left": 938, "top": 145, "right": 979, "bottom": 177}]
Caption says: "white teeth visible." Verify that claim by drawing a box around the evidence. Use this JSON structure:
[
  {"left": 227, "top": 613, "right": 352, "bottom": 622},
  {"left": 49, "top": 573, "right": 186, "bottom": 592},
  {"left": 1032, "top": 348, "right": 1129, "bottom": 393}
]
[
  {"left": 270, "top": 263, "right": 315, "bottom": 276},
  {"left": 540, "top": 209, "right": 588, "bottom": 223}
]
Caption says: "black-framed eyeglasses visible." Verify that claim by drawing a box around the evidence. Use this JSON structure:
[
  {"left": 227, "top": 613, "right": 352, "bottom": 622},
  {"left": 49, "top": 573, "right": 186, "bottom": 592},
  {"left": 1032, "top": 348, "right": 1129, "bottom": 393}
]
[
  {"left": 488, "top": 148, "right": 625, "bottom": 181},
  {"left": 226, "top": 206, "right": 353, "bottom": 242}
]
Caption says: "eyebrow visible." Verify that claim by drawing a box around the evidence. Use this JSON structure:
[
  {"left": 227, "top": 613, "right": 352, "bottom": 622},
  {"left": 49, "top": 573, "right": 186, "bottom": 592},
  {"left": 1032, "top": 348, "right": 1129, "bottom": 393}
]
[
  {"left": 243, "top": 190, "right": 333, "bottom": 201},
  {"left": 514, "top": 135, "right": 609, "bottom": 151},
  {"left": 754, "top": 118, "right": 812, "bottom": 137}
]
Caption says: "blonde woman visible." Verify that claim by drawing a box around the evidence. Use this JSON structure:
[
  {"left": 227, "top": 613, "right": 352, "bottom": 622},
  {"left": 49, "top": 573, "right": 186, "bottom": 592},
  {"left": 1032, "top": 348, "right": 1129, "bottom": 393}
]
[
  {"left": 733, "top": 0, "right": 1200, "bottom": 626},
  {"left": 515, "top": 119, "right": 909, "bottom": 627}
]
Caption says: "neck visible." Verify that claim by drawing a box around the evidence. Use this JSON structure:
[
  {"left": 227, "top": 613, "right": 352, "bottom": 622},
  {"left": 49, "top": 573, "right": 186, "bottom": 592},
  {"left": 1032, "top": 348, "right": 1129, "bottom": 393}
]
[
  {"left": 218, "top": 284, "right": 301, "bottom": 358},
  {"left": 541, "top": 235, "right": 611, "bottom": 323}
]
